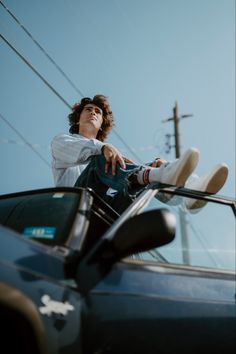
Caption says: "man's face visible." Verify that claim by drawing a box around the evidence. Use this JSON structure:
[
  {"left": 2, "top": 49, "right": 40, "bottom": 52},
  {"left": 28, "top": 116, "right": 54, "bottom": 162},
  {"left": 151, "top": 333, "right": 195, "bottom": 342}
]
[{"left": 79, "top": 104, "right": 103, "bottom": 132}]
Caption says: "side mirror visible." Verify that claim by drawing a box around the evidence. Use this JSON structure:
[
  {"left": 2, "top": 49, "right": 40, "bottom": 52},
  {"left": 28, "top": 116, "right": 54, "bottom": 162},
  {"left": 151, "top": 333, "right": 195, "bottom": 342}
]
[
  {"left": 76, "top": 208, "right": 176, "bottom": 292},
  {"left": 110, "top": 208, "right": 176, "bottom": 260}
]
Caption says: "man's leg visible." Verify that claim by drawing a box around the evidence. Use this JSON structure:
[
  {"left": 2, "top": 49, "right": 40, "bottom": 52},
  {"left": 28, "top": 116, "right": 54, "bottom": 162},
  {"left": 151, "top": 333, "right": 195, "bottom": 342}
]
[
  {"left": 74, "top": 149, "right": 212, "bottom": 213},
  {"left": 74, "top": 155, "right": 140, "bottom": 213},
  {"left": 74, "top": 156, "right": 108, "bottom": 198}
]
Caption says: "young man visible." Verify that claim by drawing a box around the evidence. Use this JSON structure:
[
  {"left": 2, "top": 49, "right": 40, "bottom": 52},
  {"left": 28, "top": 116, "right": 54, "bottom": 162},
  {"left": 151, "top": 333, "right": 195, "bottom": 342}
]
[{"left": 51, "top": 95, "right": 228, "bottom": 213}]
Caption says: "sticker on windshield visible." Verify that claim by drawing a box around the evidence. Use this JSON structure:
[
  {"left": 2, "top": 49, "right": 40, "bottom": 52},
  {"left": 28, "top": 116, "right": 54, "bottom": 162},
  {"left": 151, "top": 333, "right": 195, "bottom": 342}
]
[
  {"left": 23, "top": 226, "right": 56, "bottom": 239},
  {"left": 53, "top": 193, "right": 65, "bottom": 198}
]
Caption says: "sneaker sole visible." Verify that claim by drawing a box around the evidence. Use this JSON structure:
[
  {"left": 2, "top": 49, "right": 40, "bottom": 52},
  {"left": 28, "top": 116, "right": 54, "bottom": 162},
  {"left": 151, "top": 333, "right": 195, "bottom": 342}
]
[
  {"left": 174, "top": 148, "right": 199, "bottom": 187},
  {"left": 203, "top": 165, "right": 228, "bottom": 194},
  {"left": 187, "top": 164, "right": 229, "bottom": 211}
]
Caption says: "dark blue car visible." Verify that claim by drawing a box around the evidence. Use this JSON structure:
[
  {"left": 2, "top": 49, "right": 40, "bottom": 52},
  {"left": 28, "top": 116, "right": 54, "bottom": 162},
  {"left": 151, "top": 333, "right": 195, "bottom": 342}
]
[{"left": 0, "top": 185, "right": 235, "bottom": 354}]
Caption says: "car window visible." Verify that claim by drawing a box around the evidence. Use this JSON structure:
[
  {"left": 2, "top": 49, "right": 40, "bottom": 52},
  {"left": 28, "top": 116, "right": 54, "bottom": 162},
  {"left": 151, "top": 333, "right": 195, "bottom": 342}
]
[
  {"left": 0, "top": 191, "right": 82, "bottom": 246},
  {"left": 0, "top": 188, "right": 119, "bottom": 253},
  {"left": 136, "top": 191, "right": 236, "bottom": 272}
]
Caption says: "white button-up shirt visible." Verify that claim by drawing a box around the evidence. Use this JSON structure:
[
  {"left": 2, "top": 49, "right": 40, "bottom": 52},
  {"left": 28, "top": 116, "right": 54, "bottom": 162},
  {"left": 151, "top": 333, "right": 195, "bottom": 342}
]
[{"left": 51, "top": 133, "right": 105, "bottom": 187}]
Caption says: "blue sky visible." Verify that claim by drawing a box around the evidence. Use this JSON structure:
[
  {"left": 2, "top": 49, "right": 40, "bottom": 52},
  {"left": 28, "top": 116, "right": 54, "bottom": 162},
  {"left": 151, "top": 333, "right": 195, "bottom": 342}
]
[{"left": 0, "top": 0, "right": 235, "bottom": 197}]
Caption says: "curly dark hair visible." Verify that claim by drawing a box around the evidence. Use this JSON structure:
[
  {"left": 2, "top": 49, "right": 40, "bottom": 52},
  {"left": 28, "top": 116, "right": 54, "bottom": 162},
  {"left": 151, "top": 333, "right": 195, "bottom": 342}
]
[{"left": 68, "top": 95, "right": 114, "bottom": 141}]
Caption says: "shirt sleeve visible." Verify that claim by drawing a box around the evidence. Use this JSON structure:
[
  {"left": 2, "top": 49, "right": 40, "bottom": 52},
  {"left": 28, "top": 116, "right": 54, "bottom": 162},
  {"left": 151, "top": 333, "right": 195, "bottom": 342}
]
[{"left": 51, "top": 133, "right": 105, "bottom": 168}]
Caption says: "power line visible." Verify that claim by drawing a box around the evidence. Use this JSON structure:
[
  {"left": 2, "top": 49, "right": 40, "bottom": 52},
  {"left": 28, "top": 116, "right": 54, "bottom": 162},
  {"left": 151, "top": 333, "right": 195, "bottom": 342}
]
[
  {"left": 188, "top": 221, "right": 220, "bottom": 267},
  {"left": 0, "top": 112, "right": 51, "bottom": 168},
  {"left": 0, "top": 137, "right": 156, "bottom": 154},
  {"left": 112, "top": 128, "right": 144, "bottom": 163},
  {"left": 0, "top": 31, "right": 147, "bottom": 163},
  {"left": 0, "top": 33, "right": 72, "bottom": 110},
  {"left": 0, "top": 0, "right": 147, "bottom": 162},
  {"left": 0, "top": 2, "right": 148, "bottom": 163},
  {"left": 0, "top": 0, "right": 84, "bottom": 97}
]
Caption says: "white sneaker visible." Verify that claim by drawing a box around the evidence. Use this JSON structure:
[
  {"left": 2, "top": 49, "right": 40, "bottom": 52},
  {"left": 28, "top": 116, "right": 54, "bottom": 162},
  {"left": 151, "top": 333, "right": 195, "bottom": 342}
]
[
  {"left": 154, "top": 148, "right": 199, "bottom": 187},
  {"left": 185, "top": 163, "right": 229, "bottom": 212}
]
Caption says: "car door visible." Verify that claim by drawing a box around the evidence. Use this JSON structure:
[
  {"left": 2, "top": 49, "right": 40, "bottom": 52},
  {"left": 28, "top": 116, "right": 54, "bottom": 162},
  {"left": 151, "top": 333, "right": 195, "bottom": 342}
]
[
  {"left": 79, "top": 191, "right": 236, "bottom": 354},
  {"left": 80, "top": 260, "right": 235, "bottom": 354}
]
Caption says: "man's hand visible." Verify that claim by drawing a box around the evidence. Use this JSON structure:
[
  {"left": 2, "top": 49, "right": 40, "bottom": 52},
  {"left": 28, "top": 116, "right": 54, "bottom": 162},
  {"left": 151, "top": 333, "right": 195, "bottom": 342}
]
[
  {"left": 102, "top": 144, "right": 126, "bottom": 175},
  {"left": 151, "top": 157, "right": 167, "bottom": 168},
  {"left": 123, "top": 157, "right": 135, "bottom": 164}
]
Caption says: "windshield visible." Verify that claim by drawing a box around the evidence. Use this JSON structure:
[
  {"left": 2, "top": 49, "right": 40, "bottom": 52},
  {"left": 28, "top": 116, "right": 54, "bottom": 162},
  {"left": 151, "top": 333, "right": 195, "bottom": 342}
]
[{"left": 137, "top": 191, "right": 236, "bottom": 272}]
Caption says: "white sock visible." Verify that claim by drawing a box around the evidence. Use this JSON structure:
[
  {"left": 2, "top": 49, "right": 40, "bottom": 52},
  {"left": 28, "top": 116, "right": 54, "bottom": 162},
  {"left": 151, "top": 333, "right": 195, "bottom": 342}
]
[
  {"left": 149, "top": 168, "right": 164, "bottom": 183},
  {"left": 136, "top": 167, "right": 162, "bottom": 185}
]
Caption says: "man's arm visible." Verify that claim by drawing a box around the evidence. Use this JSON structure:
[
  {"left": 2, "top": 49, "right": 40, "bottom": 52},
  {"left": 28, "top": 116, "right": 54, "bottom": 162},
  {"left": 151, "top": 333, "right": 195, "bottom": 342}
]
[{"left": 51, "top": 134, "right": 105, "bottom": 168}]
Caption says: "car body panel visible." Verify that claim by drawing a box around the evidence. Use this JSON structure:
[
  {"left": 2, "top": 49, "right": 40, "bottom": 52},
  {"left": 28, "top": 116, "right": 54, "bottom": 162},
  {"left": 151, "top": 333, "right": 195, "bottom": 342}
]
[
  {"left": 0, "top": 186, "right": 235, "bottom": 353},
  {"left": 81, "top": 261, "right": 236, "bottom": 353}
]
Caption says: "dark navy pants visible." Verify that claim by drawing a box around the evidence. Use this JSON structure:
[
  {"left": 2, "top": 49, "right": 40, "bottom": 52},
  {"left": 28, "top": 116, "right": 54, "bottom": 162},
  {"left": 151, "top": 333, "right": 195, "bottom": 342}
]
[{"left": 74, "top": 155, "right": 143, "bottom": 214}]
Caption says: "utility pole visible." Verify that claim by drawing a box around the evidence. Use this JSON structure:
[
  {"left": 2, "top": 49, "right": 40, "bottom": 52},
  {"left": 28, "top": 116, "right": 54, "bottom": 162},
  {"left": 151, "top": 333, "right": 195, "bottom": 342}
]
[
  {"left": 173, "top": 102, "right": 181, "bottom": 158},
  {"left": 163, "top": 102, "right": 193, "bottom": 264}
]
